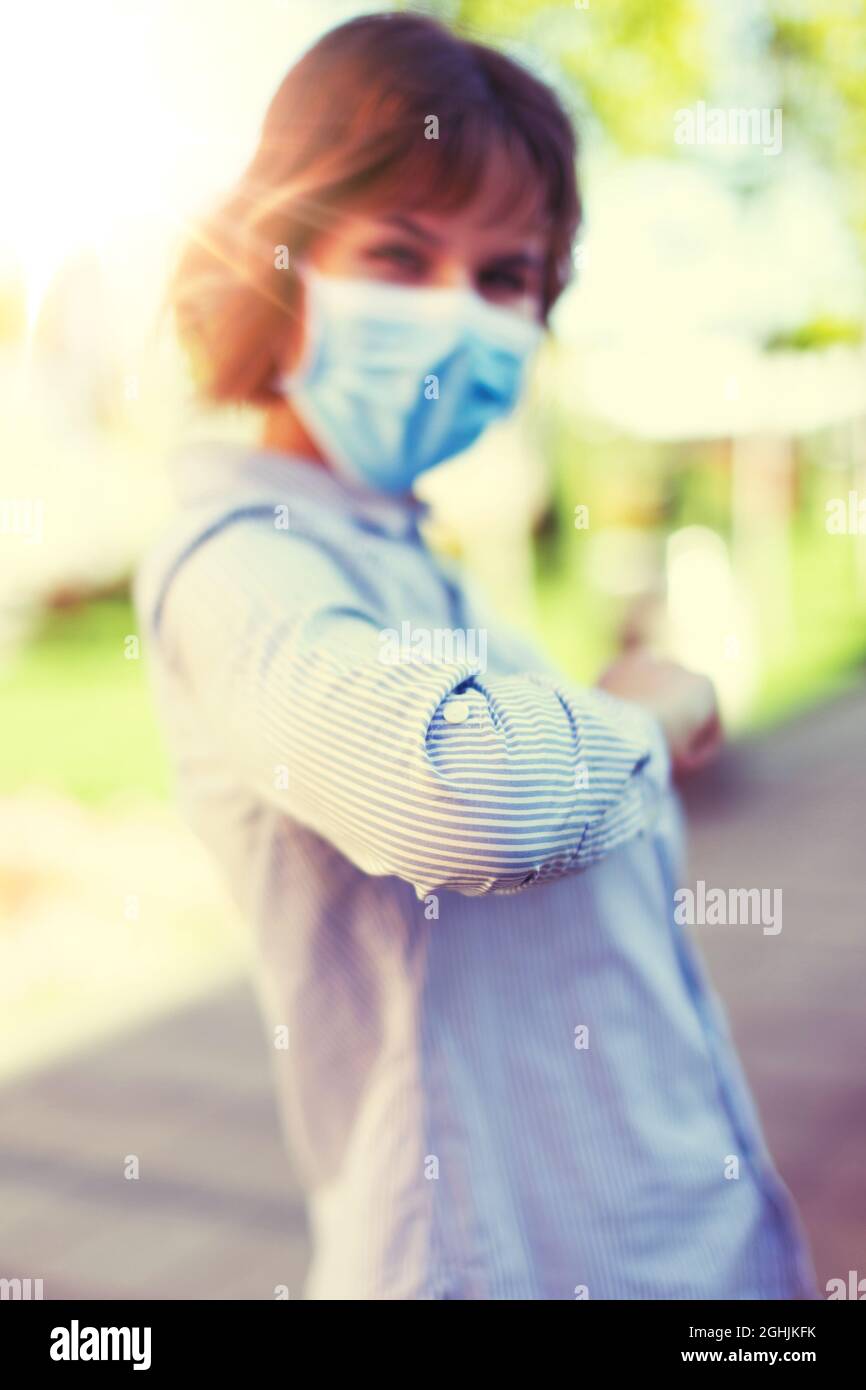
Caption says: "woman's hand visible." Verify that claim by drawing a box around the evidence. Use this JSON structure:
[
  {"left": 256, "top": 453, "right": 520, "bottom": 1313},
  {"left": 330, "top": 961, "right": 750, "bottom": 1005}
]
[{"left": 597, "top": 649, "right": 723, "bottom": 777}]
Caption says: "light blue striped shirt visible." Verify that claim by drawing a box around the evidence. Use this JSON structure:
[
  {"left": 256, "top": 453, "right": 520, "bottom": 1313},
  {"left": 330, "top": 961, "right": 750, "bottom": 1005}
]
[{"left": 136, "top": 443, "right": 817, "bottom": 1300}]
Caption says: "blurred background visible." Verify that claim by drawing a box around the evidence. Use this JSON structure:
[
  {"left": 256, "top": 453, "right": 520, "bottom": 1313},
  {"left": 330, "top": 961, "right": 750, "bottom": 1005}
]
[{"left": 1, "top": 0, "right": 864, "bottom": 1298}]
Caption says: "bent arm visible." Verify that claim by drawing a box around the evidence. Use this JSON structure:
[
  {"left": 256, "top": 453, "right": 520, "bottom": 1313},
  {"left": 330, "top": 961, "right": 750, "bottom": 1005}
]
[{"left": 146, "top": 516, "right": 670, "bottom": 898}]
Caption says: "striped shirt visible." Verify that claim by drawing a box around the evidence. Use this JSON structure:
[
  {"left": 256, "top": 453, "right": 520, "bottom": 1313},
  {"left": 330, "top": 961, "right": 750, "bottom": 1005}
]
[{"left": 135, "top": 442, "right": 817, "bottom": 1300}]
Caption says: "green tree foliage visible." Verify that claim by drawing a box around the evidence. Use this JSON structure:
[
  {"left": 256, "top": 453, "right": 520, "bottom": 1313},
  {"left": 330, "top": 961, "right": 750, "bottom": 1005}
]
[
  {"left": 768, "top": 0, "right": 866, "bottom": 248},
  {"left": 419, "top": 0, "right": 709, "bottom": 152}
]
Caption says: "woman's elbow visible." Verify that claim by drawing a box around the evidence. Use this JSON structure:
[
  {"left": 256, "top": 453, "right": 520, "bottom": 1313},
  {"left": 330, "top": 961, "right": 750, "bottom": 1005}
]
[{"left": 385, "top": 802, "right": 580, "bottom": 900}]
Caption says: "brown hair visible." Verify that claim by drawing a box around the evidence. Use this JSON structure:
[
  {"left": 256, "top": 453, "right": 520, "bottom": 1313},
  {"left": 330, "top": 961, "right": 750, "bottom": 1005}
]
[{"left": 171, "top": 11, "right": 581, "bottom": 406}]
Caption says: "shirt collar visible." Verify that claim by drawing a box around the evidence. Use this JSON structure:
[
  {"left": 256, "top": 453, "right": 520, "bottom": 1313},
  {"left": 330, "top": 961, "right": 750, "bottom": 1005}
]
[{"left": 171, "top": 441, "right": 429, "bottom": 541}]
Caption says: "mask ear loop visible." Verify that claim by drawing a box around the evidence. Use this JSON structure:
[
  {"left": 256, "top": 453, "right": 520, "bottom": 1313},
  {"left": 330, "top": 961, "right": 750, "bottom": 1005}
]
[{"left": 276, "top": 260, "right": 320, "bottom": 395}]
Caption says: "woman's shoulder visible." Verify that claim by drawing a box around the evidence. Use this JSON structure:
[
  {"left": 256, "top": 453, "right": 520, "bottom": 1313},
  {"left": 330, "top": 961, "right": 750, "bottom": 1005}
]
[{"left": 133, "top": 470, "right": 380, "bottom": 654}]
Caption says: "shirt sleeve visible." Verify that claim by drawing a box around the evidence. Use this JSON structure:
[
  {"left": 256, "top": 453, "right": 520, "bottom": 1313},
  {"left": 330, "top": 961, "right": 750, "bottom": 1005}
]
[{"left": 144, "top": 512, "right": 671, "bottom": 899}]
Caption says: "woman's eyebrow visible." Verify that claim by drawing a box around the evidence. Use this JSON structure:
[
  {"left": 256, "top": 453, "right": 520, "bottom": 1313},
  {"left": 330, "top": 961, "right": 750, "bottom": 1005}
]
[{"left": 381, "top": 214, "right": 443, "bottom": 244}]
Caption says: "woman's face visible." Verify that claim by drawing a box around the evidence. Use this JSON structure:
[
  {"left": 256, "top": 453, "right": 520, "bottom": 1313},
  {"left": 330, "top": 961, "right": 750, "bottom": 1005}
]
[
  {"left": 267, "top": 151, "right": 551, "bottom": 464},
  {"left": 305, "top": 151, "right": 548, "bottom": 324}
]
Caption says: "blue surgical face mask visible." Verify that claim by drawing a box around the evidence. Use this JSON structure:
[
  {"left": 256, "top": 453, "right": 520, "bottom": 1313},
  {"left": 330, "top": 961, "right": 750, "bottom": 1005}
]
[{"left": 280, "top": 264, "right": 543, "bottom": 494}]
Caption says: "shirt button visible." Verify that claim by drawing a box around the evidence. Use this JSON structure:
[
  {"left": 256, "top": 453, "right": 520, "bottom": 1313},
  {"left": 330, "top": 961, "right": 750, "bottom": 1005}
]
[{"left": 443, "top": 699, "right": 470, "bottom": 724}]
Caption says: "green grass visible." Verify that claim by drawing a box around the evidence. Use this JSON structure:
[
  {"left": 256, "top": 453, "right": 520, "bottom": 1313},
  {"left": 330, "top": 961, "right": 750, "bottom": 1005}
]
[
  {"left": 0, "top": 596, "right": 170, "bottom": 802},
  {"left": 747, "top": 523, "right": 866, "bottom": 728}
]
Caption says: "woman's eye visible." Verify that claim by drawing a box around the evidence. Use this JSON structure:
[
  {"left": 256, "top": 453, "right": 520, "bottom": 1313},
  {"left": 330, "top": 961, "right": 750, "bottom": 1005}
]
[
  {"left": 479, "top": 267, "right": 528, "bottom": 294},
  {"left": 366, "top": 244, "right": 426, "bottom": 274}
]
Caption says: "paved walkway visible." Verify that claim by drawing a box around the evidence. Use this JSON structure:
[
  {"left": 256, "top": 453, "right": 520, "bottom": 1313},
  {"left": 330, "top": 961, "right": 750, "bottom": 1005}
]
[{"left": 1, "top": 685, "right": 864, "bottom": 1299}]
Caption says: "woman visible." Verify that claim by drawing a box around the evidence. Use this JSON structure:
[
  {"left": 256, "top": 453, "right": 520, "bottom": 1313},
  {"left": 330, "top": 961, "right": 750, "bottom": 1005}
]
[{"left": 137, "top": 12, "right": 817, "bottom": 1300}]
